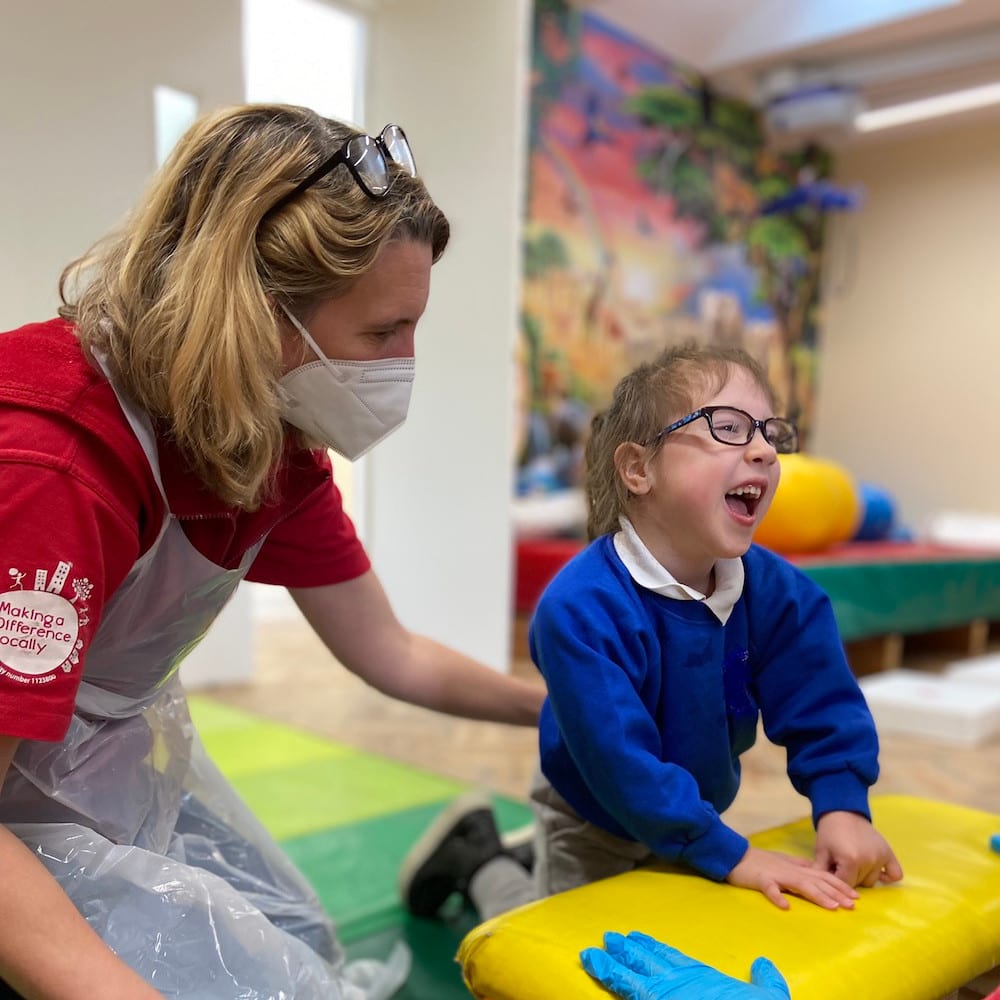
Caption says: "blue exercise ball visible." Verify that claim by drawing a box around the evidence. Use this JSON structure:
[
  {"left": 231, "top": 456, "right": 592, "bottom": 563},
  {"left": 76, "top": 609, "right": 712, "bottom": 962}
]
[{"left": 854, "top": 482, "right": 897, "bottom": 541}]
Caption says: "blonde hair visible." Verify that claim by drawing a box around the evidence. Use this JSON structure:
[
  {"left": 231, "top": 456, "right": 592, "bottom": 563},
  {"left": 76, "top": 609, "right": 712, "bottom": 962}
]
[
  {"left": 59, "top": 103, "right": 449, "bottom": 509},
  {"left": 584, "top": 342, "right": 778, "bottom": 540}
]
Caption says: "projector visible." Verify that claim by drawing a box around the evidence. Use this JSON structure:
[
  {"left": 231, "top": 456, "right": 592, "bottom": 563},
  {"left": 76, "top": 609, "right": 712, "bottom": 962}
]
[{"left": 764, "top": 84, "right": 864, "bottom": 138}]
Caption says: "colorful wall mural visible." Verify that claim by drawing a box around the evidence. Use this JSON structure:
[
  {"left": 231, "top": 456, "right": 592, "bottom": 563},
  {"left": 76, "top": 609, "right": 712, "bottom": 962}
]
[{"left": 517, "top": 0, "right": 850, "bottom": 501}]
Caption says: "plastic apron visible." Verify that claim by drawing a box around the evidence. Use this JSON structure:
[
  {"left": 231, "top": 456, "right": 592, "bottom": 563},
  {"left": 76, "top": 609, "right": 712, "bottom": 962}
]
[{"left": 0, "top": 363, "right": 409, "bottom": 1000}]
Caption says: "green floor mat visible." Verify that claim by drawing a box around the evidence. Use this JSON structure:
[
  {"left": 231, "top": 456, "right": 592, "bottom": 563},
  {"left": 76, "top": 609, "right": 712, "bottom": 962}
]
[
  {"left": 216, "top": 751, "right": 470, "bottom": 841},
  {"left": 282, "top": 796, "right": 531, "bottom": 944},
  {"left": 190, "top": 696, "right": 471, "bottom": 836},
  {"left": 188, "top": 695, "right": 534, "bottom": 994}
]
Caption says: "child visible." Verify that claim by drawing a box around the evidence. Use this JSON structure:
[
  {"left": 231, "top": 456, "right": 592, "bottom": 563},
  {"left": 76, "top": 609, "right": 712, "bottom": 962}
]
[
  {"left": 529, "top": 341, "right": 901, "bottom": 910},
  {"left": 400, "top": 342, "right": 902, "bottom": 922}
]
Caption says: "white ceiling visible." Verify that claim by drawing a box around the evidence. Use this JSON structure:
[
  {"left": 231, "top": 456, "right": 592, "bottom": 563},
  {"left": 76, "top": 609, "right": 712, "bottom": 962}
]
[{"left": 570, "top": 0, "right": 1000, "bottom": 140}]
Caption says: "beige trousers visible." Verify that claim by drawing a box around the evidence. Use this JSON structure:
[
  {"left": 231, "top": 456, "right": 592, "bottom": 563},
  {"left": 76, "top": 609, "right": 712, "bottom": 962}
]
[{"left": 529, "top": 767, "right": 654, "bottom": 896}]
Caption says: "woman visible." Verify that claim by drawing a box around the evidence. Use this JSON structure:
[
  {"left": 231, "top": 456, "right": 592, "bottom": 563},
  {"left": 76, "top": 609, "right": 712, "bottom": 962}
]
[{"left": 0, "top": 103, "right": 543, "bottom": 999}]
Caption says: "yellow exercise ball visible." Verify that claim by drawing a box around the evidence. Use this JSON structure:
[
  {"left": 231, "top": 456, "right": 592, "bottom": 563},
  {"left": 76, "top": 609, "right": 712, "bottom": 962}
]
[{"left": 754, "top": 453, "right": 861, "bottom": 555}]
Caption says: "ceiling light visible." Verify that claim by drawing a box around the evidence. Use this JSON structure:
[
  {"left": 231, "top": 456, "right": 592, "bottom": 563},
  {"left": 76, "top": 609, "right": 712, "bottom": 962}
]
[{"left": 855, "top": 80, "right": 1000, "bottom": 131}]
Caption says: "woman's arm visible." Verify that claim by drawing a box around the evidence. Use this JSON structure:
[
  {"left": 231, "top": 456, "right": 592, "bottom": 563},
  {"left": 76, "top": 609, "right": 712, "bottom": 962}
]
[
  {"left": 290, "top": 570, "right": 545, "bottom": 726},
  {"left": 0, "top": 737, "right": 162, "bottom": 1000}
]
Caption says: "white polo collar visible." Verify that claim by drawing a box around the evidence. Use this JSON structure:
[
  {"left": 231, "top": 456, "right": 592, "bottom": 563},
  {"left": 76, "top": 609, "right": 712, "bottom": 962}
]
[{"left": 612, "top": 516, "right": 744, "bottom": 624}]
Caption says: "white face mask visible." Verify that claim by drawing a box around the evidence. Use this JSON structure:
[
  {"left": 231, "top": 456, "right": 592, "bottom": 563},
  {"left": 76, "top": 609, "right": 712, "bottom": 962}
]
[{"left": 277, "top": 305, "right": 414, "bottom": 461}]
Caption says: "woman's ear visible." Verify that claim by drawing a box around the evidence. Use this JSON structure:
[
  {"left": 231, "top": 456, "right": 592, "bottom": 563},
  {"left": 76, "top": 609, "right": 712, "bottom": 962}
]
[{"left": 614, "top": 441, "right": 652, "bottom": 497}]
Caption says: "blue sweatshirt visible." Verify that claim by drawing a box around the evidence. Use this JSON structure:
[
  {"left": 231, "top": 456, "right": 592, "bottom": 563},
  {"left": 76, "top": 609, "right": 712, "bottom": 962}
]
[{"left": 530, "top": 537, "right": 879, "bottom": 881}]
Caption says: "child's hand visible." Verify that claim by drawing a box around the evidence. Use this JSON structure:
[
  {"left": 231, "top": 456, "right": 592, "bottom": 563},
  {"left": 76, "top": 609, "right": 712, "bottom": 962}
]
[
  {"left": 726, "top": 845, "right": 859, "bottom": 910},
  {"left": 813, "top": 811, "right": 904, "bottom": 887}
]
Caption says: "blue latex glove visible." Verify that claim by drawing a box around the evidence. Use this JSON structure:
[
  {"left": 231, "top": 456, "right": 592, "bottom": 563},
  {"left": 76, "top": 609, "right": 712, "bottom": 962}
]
[
  {"left": 581, "top": 931, "right": 790, "bottom": 1000},
  {"left": 991, "top": 834, "right": 1000, "bottom": 855}
]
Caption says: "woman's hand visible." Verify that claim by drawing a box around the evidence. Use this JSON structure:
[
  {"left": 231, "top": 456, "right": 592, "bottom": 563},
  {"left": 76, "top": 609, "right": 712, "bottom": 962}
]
[{"left": 726, "top": 845, "right": 859, "bottom": 910}]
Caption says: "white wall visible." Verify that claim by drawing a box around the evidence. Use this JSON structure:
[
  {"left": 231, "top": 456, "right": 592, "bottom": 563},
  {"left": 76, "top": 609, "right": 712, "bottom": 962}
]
[
  {"left": 0, "top": 0, "right": 244, "bottom": 327},
  {"left": 813, "top": 113, "right": 1000, "bottom": 531},
  {"left": 364, "top": 0, "right": 531, "bottom": 669}
]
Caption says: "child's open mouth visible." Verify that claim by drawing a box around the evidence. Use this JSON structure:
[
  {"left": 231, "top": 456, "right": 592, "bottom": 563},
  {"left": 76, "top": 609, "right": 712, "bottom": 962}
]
[{"left": 725, "top": 484, "right": 762, "bottom": 518}]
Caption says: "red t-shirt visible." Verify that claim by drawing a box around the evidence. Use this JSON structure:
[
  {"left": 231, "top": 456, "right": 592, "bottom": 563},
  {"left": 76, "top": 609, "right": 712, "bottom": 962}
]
[{"left": 0, "top": 319, "right": 370, "bottom": 741}]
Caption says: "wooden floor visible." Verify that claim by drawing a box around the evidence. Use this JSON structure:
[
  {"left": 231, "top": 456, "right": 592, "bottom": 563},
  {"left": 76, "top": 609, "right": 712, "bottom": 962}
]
[{"left": 203, "top": 616, "right": 1000, "bottom": 839}]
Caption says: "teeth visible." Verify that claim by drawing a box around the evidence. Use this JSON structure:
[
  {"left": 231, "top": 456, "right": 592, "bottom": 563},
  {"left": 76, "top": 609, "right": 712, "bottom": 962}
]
[{"left": 727, "top": 485, "right": 762, "bottom": 498}]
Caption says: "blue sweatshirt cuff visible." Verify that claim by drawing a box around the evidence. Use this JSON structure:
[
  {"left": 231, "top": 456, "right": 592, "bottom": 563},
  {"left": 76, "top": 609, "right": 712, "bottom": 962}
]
[
  {"left": 678, "top": 820, "right": 749, "bottom": 880},
  {"left": 807, "top": 771, "right": 872, "bottom": 827}
]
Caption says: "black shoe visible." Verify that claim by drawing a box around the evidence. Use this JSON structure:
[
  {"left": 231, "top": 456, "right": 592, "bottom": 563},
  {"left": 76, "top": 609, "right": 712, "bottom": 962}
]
[{"left": 398, "top": 791, "right": 504, "bottom": 918}]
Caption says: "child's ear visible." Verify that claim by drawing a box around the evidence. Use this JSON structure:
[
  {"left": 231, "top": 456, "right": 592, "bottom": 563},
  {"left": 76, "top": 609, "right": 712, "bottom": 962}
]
[{"left": 614, "top": 441, "right": 652, "bottom": 496}]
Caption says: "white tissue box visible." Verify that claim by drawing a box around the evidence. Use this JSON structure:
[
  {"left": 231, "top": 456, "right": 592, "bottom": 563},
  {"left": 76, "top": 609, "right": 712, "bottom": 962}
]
[{"left": 859, "top": 669, "right": 1000, "bottom": 746}]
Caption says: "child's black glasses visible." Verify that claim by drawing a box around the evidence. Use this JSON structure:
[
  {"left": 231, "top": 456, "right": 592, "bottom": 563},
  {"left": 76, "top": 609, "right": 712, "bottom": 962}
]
[
  {"left": 647, "top": 406, "right": 799, "bottom": 454},
  {"left": 266, "top": 124, "right": 416, "bottom": 216}
]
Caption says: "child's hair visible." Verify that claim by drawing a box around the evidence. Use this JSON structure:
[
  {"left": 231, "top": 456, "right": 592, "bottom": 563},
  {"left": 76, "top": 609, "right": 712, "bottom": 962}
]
[
  {"left": 59, "top": 103, "right": 450, "bottom": 510},
  {"left": 584, "top": 341, "right": 778, "bottom": 540}
]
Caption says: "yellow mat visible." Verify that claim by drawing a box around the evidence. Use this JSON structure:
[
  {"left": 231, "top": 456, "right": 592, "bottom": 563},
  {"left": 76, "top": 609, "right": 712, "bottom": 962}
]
[{"left": 458, "top": 796, "right": 1000, "bottom": 1000}]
